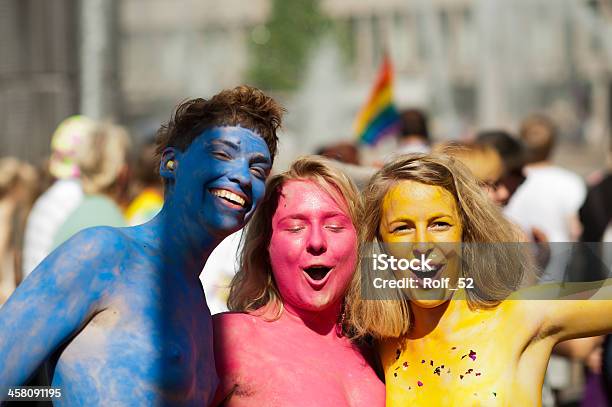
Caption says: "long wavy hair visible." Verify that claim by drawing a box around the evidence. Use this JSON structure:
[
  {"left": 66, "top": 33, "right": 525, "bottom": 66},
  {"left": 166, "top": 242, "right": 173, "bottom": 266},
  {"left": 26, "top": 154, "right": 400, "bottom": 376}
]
[
  {"left": 346, "top": 153, "right": 532, "bottom": 340},
  {"left": 227, "top": 156, "right": 363, "bottom": 320}
]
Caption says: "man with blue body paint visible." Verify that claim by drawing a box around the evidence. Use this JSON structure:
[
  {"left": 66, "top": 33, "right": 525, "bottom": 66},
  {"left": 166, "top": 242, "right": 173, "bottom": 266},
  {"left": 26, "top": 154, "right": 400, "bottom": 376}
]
[{"left": 0, "top": 86, "right": 283, "bottom": 406}]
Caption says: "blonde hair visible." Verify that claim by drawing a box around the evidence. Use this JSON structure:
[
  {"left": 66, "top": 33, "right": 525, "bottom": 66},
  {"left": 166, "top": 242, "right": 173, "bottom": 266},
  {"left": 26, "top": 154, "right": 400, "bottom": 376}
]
[
  {"left": 433, "top": 141, "right": 503, "bottom": 184},
  {"left": 0, "top": 158, "right": 39, "bottom": 292},
  {"left": 75, "top": 122, "right": 131, "bottom": 194},
  {"left": 346, "top": 154, "right": 531, "bottom": 339},
  {"left": 228, "top": 156, "right": 363, "bottom": 320},
  {"left": 0, "top": 158, "right": 37, "bottom": 199}
]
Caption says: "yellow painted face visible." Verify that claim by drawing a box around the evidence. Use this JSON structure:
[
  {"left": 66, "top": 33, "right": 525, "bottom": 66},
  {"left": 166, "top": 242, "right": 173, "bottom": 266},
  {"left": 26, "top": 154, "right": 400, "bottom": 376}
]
[{"left": 379, "top": 180, "right": 463, "bottom": 308}]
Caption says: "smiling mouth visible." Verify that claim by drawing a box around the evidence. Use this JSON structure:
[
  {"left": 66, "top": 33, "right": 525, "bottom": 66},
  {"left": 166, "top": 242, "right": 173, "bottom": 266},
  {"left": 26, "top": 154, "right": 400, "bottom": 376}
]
[
  {"left": 303, "top": 265, "right": 332, "bottom": 281},
  {"left": 210, "top": 188, "right": 249, "bottom": 209},
  {"left": 411, "top": 262, "right": 444, "bottom": 280}
]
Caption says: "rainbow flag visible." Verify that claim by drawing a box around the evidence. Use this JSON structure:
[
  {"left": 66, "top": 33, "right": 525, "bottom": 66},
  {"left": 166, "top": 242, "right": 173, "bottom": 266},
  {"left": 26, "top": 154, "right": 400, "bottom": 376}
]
[{"left": 354, "top": 55, "right": 401, "bottom": 145}]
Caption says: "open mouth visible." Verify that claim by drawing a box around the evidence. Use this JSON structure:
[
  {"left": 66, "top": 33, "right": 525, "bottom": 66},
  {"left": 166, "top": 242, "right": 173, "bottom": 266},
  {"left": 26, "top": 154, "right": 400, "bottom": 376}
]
[
  {"left": 303, "top": 265, "right": 332, "bottom": 281},
  {"left": 210, "top": 188, "right": 250, "bottom": 210},
  {"left": 411, "top": 262, "right": 444, "bottom": 280}
]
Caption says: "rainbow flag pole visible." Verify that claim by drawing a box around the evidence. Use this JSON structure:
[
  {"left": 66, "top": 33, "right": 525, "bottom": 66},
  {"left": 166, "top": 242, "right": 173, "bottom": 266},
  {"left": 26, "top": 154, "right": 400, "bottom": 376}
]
[{"left": 354, "top": 54, "right": 401, "bottom": 145}]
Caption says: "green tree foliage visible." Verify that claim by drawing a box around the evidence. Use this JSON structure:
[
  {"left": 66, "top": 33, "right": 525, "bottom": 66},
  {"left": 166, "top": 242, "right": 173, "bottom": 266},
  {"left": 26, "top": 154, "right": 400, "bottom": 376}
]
[{"left": 248, "top": 0, "right": 331, "bottom": 91}]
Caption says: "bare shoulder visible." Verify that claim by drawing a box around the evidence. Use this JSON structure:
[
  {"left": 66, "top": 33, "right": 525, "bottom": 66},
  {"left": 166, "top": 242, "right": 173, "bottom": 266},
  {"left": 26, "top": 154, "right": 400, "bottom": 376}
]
[
  {"left": 213, "top": 311, "right": 261, "bottom": 325},
  {"left": 505, "top": 282, "right": 589, "bottom": 321},
  {"left": 213, "top": 312, "right": 267, "bottom": 366},
  {"left": 493, "top": 298, "right": 552, "bottom": 343},
  {"left": 33, "top": 226, "right": 134, "bottom": 295},
  {"left": 494, "top": 296, "right": 543, "bottom": 320},
  {"left": 58, "top": 225, "right": 132, "bottom": 261},
  {"left": 213, "top": 312, "right": 261, "bottom": 344}
]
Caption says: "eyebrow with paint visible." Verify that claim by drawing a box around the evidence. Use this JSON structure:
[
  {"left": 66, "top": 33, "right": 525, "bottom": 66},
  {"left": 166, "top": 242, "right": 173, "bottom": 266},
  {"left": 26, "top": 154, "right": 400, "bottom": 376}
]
[
  {"left": 210, "top": 139, "right": 240, "bottom": 151},
  {"left": 387, "top": 213, "right": 455, "bottom": 223},
  {"left": 278, "top": 211, "right": 350, "bottom": 223}
]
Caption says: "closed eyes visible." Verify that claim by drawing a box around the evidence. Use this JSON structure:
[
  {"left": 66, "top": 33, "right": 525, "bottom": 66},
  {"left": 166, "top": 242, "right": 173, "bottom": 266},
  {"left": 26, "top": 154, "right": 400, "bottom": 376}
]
[
  {"left": 285, "top": 225, "right": 305, "bottom": 233},
  {"left": 284, "top": 225, "right": 345, "bottom": 233},
  {"left": 325, "top": 225, "right": 345, "bottom": 232},
  {"left": 212, "top": 150, "right": 232, "bottom": 160},
  {"left": 211, "top": 150, "right": 269, "bottom": 180},
  {"left": 250, "top": 166, "right": 267, "bottom": 180}
]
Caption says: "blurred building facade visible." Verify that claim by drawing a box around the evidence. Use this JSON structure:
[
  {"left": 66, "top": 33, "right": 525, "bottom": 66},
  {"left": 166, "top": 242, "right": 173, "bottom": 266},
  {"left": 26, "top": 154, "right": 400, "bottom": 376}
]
[
  {"left": 120, "top": 0, "right": 612, "bottom": 154},
  {"left": 2, "top": 0, "right": 611, "bottom": 163},
  {"left": 0, "top": 0, "right": 79, "bottom": 163},
  {"left": 323, "top": 0, "right": 612, "bottom": 144}
]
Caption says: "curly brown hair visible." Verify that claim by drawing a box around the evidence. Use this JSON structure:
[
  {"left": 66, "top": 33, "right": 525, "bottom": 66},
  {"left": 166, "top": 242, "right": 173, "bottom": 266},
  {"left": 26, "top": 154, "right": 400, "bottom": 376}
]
[{"left": 155, "top": 85, "right": 284, "bottom": 164}]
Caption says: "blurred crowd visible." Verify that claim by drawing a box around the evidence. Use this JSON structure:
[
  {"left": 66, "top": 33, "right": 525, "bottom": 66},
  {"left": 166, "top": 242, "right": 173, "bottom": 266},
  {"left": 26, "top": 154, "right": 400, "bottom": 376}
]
[
  {"left": 0, "top": 107, "right": 611, "bottom": 406},
  {"left": 0, "top": 116, "right": 164, "bottom": 305},
  {"left": 317, "top": 109, "right": 612, "bottom": 407}
]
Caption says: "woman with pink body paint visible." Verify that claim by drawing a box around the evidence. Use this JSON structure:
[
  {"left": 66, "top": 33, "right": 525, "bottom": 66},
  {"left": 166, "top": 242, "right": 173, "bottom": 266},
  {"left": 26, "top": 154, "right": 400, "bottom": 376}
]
[{"left": 212, "top": 157, "right": 385, "bottom": 406}]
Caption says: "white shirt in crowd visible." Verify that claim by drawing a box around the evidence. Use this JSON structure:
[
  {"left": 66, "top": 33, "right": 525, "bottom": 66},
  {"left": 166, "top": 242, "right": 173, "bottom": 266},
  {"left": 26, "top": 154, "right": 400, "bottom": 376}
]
[
  {"left": 22, "top": 179, "right": 84, "bottom": 276},
  {"left": 200, "top": 230, "right": 242, "bottom": 315},
  {"left": 505, "top": 165, "right": 586, "bottom": 243}
]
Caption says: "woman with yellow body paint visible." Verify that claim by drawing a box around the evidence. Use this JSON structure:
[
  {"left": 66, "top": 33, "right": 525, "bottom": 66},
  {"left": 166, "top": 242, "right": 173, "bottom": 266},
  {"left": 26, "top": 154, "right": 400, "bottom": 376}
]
[{"left": 347, "top": 154, "right": 612, "bottom": 406}]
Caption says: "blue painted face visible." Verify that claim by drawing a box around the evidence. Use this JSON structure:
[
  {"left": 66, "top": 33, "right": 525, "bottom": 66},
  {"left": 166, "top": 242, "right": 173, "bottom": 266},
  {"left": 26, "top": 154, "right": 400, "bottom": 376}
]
[{"left": 166, "top": 126, "right": 272, "bottom": 235}]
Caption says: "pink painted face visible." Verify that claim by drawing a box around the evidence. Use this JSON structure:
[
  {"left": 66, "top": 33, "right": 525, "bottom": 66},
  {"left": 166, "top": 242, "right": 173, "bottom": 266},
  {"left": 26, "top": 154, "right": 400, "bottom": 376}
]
[{"left": 268, "top": 180, "right": 358, "bottom": 312}]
